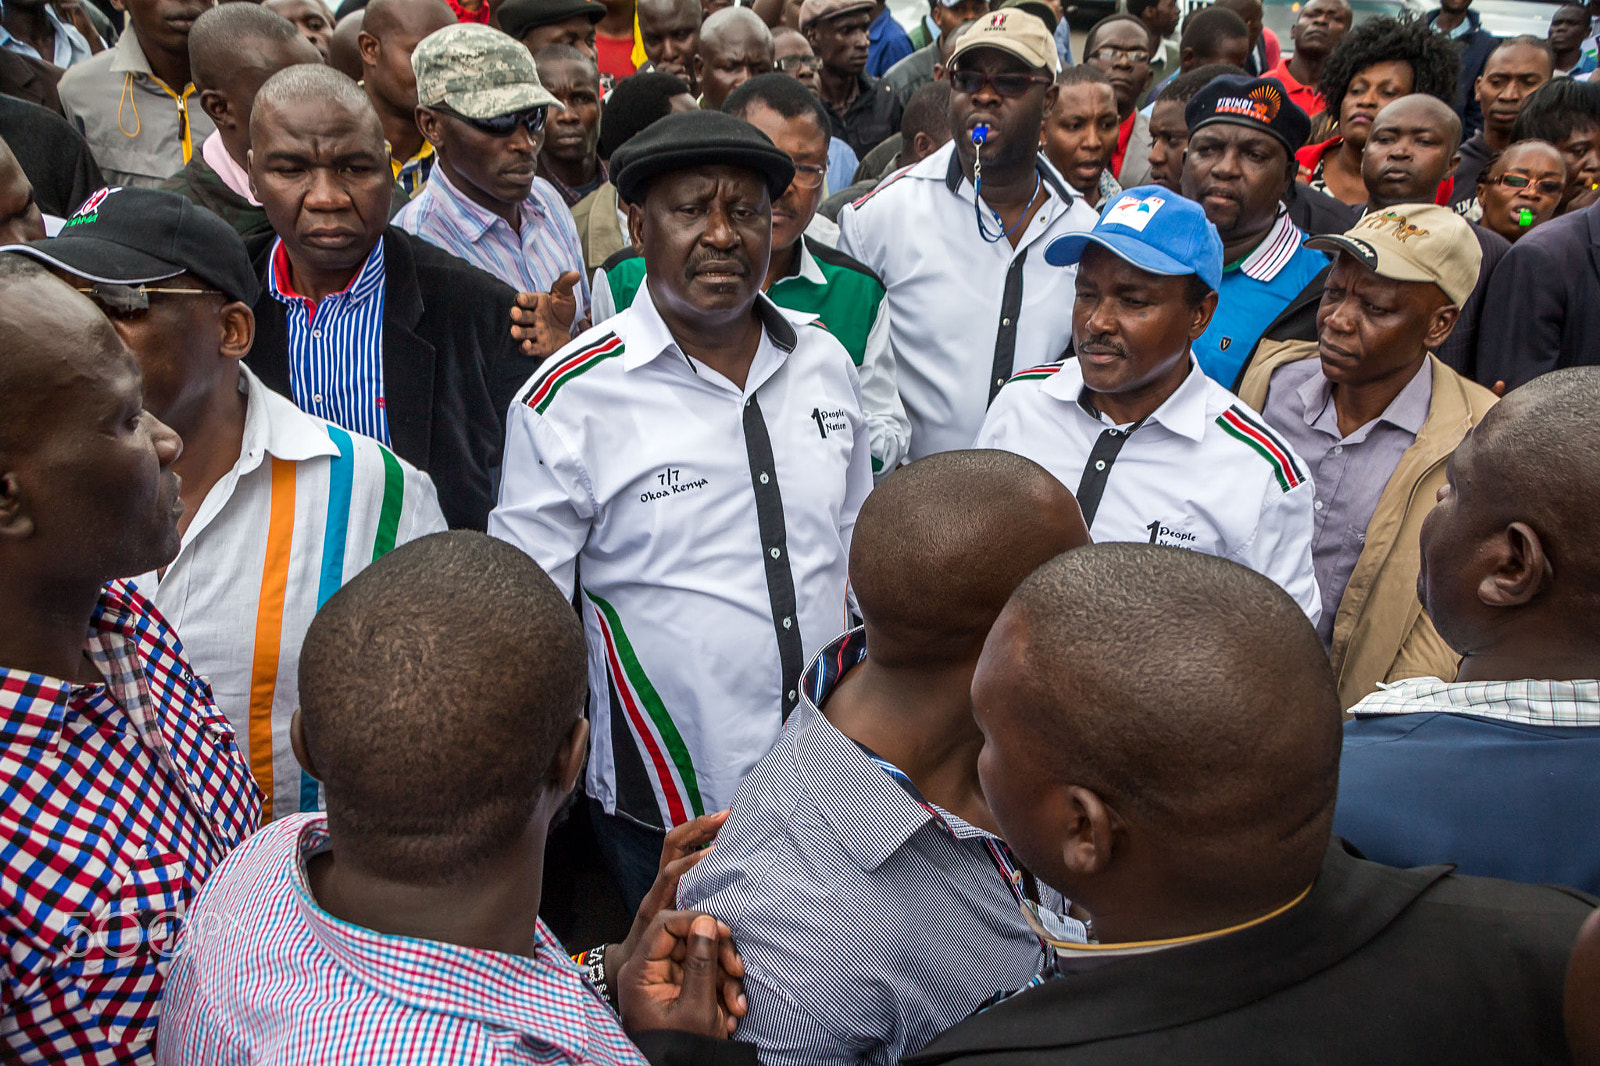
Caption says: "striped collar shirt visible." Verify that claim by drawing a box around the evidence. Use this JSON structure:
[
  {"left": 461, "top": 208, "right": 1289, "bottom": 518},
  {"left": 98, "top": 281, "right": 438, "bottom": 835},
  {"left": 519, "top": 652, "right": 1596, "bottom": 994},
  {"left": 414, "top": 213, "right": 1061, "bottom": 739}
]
[
  {"left": 677, "top": 628, "right": 1071, "bottom": 1066},
  {"left": 977, "top": 356, "right": 1322, "bottom": 622},
  {"left": 489, "top": 281, "right": 873, "bottom": 830},
  {"left": 1, "top": 582, "right": 260, "bottom": 1066},
  {"left": 128, "top": 366, "right": 445, "bottom": 823},
  {"left": 1352, "top": 677, "right": 1600, "bottom": 728},
  {"left": 268, "top": 237, "right": 390, "bottom": 444},
  {"left": 157, "top": 813, "right": 651, "bottom": 1065},
  {"left": 1234, "top": 209, "right": 1308, "bottom": 282},
  {"left": 394, "top": 164, "right": 590, "bottom": 321}
]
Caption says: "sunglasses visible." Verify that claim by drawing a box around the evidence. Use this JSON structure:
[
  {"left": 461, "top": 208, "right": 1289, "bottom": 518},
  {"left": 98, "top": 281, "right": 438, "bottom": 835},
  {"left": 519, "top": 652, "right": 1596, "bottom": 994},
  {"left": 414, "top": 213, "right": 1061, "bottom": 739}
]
[
  {"left": 435, "top": 104, "right": 548, "bottom": 137},
  {"left": 948, "top": 69, "right": 1053, "bottom": 98},
  {"left": 1494, "top": 172, "right": 1565, "bottom": 196},
  {"left": 75, "top": 283, "right": 223, "bottom": 316}
]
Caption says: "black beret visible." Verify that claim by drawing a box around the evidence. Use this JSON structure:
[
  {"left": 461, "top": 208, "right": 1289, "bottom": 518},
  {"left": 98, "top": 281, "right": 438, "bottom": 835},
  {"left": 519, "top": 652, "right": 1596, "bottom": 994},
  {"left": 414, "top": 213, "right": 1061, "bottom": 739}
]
[
  {"left": 499, "top": 0, "right": 605, "bottom": 41},
  {"left": 611, "top": 110, "right": 797, "bottom": 206},
  {"left": 1184, "top": 74, "right": 1312, "bottom": 156}
]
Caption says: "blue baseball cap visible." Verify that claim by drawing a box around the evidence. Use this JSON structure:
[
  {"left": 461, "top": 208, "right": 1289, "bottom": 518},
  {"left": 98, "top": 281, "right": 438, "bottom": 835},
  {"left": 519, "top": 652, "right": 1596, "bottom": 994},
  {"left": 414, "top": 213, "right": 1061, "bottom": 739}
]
[{"left": 1043, "top": 186, "right": 1224, "bottom": 292}]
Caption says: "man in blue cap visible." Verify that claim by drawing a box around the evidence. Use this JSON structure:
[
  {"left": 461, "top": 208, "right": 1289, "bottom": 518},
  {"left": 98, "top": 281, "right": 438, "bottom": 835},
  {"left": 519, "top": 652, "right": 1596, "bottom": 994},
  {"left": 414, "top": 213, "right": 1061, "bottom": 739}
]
[{"left": 976, "top": 184, "right": 1320, "bottom": 621}]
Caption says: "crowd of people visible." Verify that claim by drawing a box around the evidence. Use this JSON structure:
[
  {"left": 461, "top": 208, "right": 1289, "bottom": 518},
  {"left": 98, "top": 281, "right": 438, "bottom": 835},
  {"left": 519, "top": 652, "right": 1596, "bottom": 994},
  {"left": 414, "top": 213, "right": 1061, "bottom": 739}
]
[{"left": 4, "top": 0, "right": 1600, "bottom": 1059}]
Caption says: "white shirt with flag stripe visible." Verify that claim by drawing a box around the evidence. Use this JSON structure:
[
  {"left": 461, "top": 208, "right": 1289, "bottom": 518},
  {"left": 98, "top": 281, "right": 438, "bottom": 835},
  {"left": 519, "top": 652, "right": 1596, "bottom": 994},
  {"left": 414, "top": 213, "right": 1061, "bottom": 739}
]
[
  {"left": 489, "top": 281, "right": 873, "bottom": 831},
  {"left": 976, "top": 355, "right": 1322, "bottom": 622},
  {"left": 129, "top": 366, "right": 446, "bottom": 821}
]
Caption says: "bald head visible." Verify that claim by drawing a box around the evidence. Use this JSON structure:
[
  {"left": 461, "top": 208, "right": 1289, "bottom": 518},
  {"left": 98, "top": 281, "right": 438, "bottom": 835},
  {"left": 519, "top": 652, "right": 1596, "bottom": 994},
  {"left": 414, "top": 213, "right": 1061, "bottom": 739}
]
[
  {"left": 1376, "top": 93, "right": 1462, "bottom": 152},
  {"left": 700, "top": 5, "right": 770, "bottom": 53},
  {"left": 696, "top": 6, "right": 773, "bottom": 110},
  {"left": 329, "top": 11, "right": 366, "bottom": 79},
  {"left": 361, "top": 0, "right": 454, "bottom": 42},
  {"left": 299, "top": 532, "right": 588, "bottom": 884},
  {"left": 975, "top": 544, "right": 1340, "bottom": 916},
  {"left": 850, "top": 451, "right": 1089, "bottom": 663},
  {"left": 251, "top": 63, "right": 385, "bottom": 153},
  {"left": 1362, "top": 93, "right": 1464, "bottom": 208}
]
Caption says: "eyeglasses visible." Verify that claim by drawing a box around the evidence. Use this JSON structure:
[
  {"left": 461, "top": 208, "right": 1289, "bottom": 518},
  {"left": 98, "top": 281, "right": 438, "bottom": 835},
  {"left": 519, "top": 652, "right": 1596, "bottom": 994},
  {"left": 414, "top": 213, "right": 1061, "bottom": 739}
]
[
  {"left": 1085, "top": 45, "right": 1151, "bottom": 64},
  {"left": 1494, "top": 172, "right": 1565, "bottom": 196},
  {"left": 948, "top": 69, "right": 1054, "bottom": 98},
  {"left": 789, "top": 162, "right": 829, "bottom": 191},
  {"left": 75, "top": 283, "right": 223, "bottom": 315},
  {"left": 435, "top": 104, "right": 548, "bottom": 137},
  {"left": 776, "top": 54, "right": 821, "bottom": 73}
]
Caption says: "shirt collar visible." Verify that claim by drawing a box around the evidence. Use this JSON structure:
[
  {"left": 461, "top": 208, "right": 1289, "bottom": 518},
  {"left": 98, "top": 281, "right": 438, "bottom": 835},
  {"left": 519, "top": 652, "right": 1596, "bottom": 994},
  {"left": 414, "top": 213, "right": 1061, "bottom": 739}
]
[
  {"left": 1295, "top": 355, "right": 1433, "bottom": 439},
  {"left": 199, "top": 130, "right": 260, "bottom": 206},
  {"left": 942, "top": 140, "right": 1078, "bottom": 211},
  {"left": 1044, "top": 355, "right": 1212, "bottom": 442},
  {"left": 772, "top": 236, "right": 827, "bottom": 287},
  {"left": 109, "top": 28, "right": 182, "bottom": 88},
  {"left": 287, "top": 816, "right": 606, "bottom": 1052},
  {"left": 1232, "top": 210, "right": 1306, "bottom": 282},
  {"left": 792, "top": 628, "right": 1003, "bottom": 871},
  {"left": 268, "top": 234, "right": 386, "bottom": 309},
  {"left": 620, "top": 277, "right": 799, "bottom": 371},
  {"left": 423, "top": 163, "right": 549, "bottom": 242},
  {"left": 241, "top": 363, "right": 342, "bottom": 464},
  {"left": 390, "top": 139, "right": 435, "bottom": 180},
  {"left": 1354, "top": 677, "right": 1600, "bottom": 727}
]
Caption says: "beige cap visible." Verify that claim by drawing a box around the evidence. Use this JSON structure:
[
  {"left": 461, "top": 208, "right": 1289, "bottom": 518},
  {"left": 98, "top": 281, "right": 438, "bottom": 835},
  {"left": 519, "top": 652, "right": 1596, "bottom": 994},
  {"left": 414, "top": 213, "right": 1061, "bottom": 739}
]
[
  {"left": 412, "top": 23, "right": 560, "bottom": 121},
  {"left": 947, "top": 8, "right": 1059, "bottom": 74},
  {"left": 797, "top": 0, "right": 873, "bottom": 31},
  {"left": 1305, "top": 205, "right": 1482, "bottom": 307}
]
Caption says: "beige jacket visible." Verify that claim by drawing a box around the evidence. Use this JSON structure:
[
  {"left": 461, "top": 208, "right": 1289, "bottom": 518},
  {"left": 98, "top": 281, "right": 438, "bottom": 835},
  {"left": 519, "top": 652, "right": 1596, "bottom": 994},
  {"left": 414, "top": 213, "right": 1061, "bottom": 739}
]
[
  {"left": 571, "top": 180, "right": 626, "bottom": 274},
  {"left": 1237, "top": 340, "right": 1497, "bottom": 709}
]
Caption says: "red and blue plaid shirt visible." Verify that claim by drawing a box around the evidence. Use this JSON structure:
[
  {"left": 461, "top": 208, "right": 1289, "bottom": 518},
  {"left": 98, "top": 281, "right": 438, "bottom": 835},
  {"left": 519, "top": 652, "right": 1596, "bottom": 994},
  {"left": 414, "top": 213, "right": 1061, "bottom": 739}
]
[
  {"left": 159, "top": 813, "right": 653, "bottom": 1064},
  {"left": 0, "top": 580, "right": 260, "bottom": 1065}
]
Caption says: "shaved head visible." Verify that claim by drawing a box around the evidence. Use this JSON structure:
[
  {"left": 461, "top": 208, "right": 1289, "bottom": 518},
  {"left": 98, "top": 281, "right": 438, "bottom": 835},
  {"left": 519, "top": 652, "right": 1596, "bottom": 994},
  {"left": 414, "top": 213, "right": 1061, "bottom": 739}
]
[
  {"left": 975, "top": 544, "right": 1340, "bottom": 923},
  {"left": 1376, "top": 92, "right": 1462, "bottom": 153},
  {"left": 329, "top": 10, "right": 366, "bottom": 80},
  {"left": 850, "top": 450, "right": 1090, "bottom": 663},
  {"left": 700, "top": 4, "right": 769, "bottom": 49},
  {"left": 251, "top": 63, "right": 384, "bottom": 153},
  {"left": 361, "top": 0, "right": 454, "bottom": 41},
  {"left": 299, "top": 532, "right": 588, "bottom": 884},
  {"left": 188, "top": 3, "right": 318, "bottom": 92}
]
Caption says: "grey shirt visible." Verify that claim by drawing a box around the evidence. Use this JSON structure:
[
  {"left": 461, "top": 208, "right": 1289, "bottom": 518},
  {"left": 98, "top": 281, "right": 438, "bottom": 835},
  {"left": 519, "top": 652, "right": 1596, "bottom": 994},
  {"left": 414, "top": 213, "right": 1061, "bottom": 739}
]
[
  {"left": 1262, "top": 357, "right": 1432, "bottom": 645},
  {"left": 58, "top": 30, "right": 213, "bottom": 188}
]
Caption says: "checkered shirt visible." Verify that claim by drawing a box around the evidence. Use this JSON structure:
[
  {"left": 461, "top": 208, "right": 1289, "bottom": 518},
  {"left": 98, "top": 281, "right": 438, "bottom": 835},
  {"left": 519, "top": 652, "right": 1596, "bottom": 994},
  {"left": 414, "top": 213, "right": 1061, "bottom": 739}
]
[
  {"left": 158, "top": 813, "right": 652, "bottom": 1065},
  {"left": 1353, "top": 677, "right": 1600, "bottom": 727},
  {"left": 0, "top": 580, "right": 261, "bottom": 1065}
]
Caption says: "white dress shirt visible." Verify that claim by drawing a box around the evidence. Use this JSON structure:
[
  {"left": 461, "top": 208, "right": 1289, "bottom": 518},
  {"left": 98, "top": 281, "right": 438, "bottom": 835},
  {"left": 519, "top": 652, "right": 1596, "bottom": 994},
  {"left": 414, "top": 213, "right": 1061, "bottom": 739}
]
[
  {"left": 129, "top": 367, "right": 446, "bottom": 821},
  {"left": 977, "top": 356, "right": 1321, "bottom": 622},
  {"left": 837, "top": 141, "right": 1099, "bottom": 459},
  {"left": 489, "top": 281, "right": 873, "bottom": 830}
]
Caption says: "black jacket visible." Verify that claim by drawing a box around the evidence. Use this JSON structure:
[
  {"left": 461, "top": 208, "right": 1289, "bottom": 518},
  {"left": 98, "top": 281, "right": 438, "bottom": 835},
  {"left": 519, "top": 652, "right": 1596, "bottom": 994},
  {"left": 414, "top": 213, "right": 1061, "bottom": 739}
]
[
  {"left": 0, "top": 49, "right": 63, "bottom": 115},
  {"left": 245, "top": 227, "right": 535, "bottom": 530},
  {"left": 906, "top": 842, "right": 1593, "bottom": 1066},
  {"left": 1284, "top": 181, "right": 1359, "bottom": 237},
  {"left": 0, "top": 94, "right": 103, "bottom": 217},
  {"left": 1449, "top": 132, "right": 1494, "bottom": 209},
  {"left": 1432, "top": 8, "right": 1499, "bottom": 138},
  {"left": 1477, "top": 198, "right": 1600, "bottom": 389}
]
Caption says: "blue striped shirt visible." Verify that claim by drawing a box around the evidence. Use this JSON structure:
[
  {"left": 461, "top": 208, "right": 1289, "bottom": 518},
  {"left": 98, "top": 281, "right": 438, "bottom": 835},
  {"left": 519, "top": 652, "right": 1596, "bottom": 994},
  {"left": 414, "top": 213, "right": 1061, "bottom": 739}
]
[
  {"left": 267, "top": 238, "right": 390, "bottom": 445},
  {"left": 393, "top": 164, "right": 590, "bottom": 321}
]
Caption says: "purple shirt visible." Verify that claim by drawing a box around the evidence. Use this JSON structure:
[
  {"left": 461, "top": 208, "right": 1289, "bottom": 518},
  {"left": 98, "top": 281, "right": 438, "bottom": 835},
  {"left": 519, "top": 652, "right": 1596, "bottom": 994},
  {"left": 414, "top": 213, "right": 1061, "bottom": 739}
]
[{"left": 1262, "top": 357, "right": 1432, "bottom": 645}]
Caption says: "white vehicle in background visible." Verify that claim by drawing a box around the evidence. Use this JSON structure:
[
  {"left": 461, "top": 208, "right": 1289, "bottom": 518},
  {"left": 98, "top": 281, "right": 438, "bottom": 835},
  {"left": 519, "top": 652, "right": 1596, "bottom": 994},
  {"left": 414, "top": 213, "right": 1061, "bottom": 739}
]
[{"left": 1262, "top": 0, "right": 1564, "bottom": 52}]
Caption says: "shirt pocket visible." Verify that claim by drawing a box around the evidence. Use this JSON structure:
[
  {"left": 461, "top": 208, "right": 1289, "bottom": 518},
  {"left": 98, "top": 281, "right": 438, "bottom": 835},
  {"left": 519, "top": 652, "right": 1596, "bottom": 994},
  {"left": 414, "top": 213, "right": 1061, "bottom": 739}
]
[{"left": 57, "top": 846, "right": 188, "bottom": 1051}]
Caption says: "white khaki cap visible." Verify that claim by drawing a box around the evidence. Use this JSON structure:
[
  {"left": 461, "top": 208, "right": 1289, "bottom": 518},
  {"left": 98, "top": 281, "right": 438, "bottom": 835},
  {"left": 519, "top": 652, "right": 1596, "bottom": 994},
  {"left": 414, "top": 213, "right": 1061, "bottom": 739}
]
[
  {"left": 947, "top": 8, "right": 1060, "bottom": 74},
  {"left": 1305, "top": 205, "right": 1483, "bottom": 307}
]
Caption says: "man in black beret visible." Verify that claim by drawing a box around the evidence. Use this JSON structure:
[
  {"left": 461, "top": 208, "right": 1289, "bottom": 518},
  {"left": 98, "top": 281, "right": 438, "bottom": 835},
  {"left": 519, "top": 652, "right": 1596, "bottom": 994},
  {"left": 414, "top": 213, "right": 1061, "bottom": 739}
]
[
  {"left": 489, "top": 109, "right": 874, "bottom": 912},
  {"left": 499, "top": 0, "right": 606, "bottom": 63},
  {"left": 1179, "top": 73, "right": 1329, "bottom": 389}
]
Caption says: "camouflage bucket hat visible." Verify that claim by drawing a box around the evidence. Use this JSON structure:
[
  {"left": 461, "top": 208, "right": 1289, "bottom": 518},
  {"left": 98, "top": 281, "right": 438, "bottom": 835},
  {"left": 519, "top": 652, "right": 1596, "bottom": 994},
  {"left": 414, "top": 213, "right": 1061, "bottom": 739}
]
[{"left": 412, "top": 23, "right": 561, "bottom": 120}]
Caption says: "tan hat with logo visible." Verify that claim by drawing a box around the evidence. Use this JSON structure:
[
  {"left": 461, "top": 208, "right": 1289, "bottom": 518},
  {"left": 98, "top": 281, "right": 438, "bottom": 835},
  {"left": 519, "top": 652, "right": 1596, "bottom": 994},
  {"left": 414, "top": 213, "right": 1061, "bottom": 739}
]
[
  {"left": 1305, "top": 205, "right": 1483, "bottom": 307},
  {"left": 947, "top": 8, "right": 1060, "bottom": 74}
]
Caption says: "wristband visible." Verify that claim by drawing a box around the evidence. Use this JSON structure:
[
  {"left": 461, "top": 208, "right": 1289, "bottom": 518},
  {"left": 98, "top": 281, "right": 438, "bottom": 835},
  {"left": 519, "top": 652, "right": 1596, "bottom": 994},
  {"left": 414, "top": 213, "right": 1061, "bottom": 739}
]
[{"left": 575, "top": 944, "right": 611, "bottom": 1005}]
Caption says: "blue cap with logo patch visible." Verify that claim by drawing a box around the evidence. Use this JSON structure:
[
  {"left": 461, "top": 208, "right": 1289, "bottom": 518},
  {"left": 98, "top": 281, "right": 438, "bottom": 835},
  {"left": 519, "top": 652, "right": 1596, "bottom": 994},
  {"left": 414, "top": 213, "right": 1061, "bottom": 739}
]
[{"left": 1043, "top": 185, "right": 1224, "bottom": 292}]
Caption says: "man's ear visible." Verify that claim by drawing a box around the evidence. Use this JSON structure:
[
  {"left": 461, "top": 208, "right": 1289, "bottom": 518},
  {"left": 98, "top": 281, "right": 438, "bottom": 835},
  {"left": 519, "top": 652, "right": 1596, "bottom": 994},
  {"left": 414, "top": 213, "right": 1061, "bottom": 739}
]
[
  {"left": 692, "top": 52, "right": 705, "bottom": 85},
  {"left": 1058, "top": 784, "right": 1122, "bottom": 881},
  {"left": 1423, "top": 302, "right": 1461, "bottom": 351},
  {"left": 0, "top": 468, "right": 34, "bottom": 542},
  {"left": 1189, "top": 287, "right": 1220, "bottom": 340},
  {"left": 912, "top": 129, "right": 938, "bottom": 161},
  {"left": 198, "top": 89, "right": 231, "bottom": 131},
  {"left": 290, "top": 707, "right": 319, "bottom": 779},
  {"left": 551, "top": 715, "right": 590, "bottom": 797},
  {"left": 626, "top": 201, "right": 645, "bottom": 249},
  {"left": 246, "top": 148, "right": 259, "bottom": 203},
  {"left": 219, "top": 302, "right": 255, "bottom": 360},
  {"left": 1479, "top": 521, "right": 1553, "bottom": 608},
  {"left": 414, "top": 105, "right": 445, "bottom": 148},
  {"left": 358, "top": 30, "right": 380, "bottom": 68}
]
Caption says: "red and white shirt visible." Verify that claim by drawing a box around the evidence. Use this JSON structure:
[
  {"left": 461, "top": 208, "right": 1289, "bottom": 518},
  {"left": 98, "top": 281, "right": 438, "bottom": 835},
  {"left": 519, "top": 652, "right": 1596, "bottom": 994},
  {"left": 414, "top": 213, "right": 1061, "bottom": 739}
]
[{"left": 0, "top": 581, "right": 261, "bottom": 1065}]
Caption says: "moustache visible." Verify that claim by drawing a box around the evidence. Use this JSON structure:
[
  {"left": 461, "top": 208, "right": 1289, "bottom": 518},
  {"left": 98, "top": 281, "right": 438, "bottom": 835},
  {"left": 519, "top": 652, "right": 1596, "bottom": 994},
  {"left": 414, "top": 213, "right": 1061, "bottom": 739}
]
[
  {"left": 1079, "top": 333, "right": 1127, "bottom": 358},
  {"left": 686, "top": 251, "right": 750, "bottom": 277}
]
